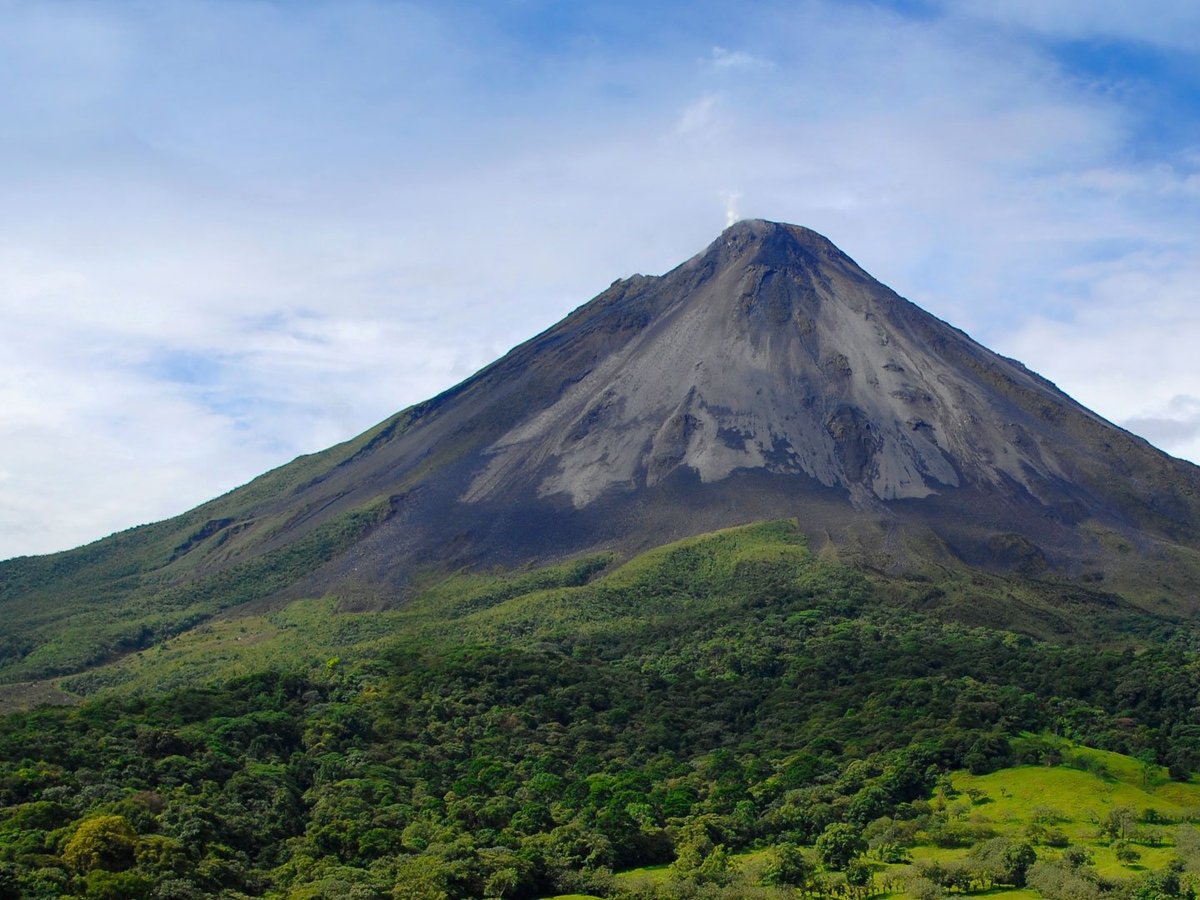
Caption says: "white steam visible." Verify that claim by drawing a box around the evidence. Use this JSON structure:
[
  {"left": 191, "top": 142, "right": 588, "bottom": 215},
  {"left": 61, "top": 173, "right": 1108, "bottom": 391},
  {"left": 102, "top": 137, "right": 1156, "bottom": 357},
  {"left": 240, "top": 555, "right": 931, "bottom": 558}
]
[{"left": 723, "top": 190, "right": 742, "bottom": 227}]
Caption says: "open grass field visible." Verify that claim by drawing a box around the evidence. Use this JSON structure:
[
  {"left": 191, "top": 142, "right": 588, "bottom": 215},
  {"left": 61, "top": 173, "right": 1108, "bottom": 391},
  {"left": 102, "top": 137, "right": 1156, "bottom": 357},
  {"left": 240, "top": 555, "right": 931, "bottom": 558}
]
[
  {"left": 942, "top": 741, "right": 1200, "bottom": 883},
  {"left": 874, "top": 744, "right": 1200, "bottom": 896}
]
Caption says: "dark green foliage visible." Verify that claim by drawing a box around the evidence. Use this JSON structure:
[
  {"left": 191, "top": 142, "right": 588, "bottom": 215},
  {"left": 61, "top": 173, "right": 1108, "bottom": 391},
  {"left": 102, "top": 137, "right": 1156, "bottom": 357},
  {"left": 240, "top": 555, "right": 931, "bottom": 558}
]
[
  {"left": 0, "top": 864, "right": 18, "bottom": 900},
  {"left": 1133, "top": 863, "right": 1195, "bottom": 900},
  {"left": 2, "top": 523, "right": 1200, "bottom": 896},
  {"left": 1116, "top": 840, "right": 1142, "bottom": 865}
]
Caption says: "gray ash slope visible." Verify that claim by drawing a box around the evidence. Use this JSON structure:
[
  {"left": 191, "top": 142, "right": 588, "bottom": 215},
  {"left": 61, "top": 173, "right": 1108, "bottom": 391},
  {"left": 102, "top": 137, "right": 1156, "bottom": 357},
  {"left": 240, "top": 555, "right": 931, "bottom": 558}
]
[{"left": 12, "top": 220, "right": 1200, "bottom": 612}]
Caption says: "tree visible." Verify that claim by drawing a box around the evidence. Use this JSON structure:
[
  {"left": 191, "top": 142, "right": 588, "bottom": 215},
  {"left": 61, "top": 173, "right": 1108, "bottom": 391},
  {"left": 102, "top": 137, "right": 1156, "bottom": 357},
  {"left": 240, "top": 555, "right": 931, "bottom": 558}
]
[
  {"left": 483, "top": 867, "right": 519, "bottom": 899},
  {"left": 1000, "top": 841, "right": 1037, "bottom": 887},
  {"left": 971, "top": 837, "right": 1036, "bottom": 887},
  {"left": 62, "top": 815, "right": 138, "bottom": 874},
  {"left": 1061, "top": 846, "right": 1094, "bottom": 870},
  {"left": 846, "top": 858, "right": 875, "bottom": 895},
  {"left": 815, "top": 823, "right": 866, "bottom": 870},
  {"left": 0, "top": 864, "right": 18, "bottom": 900},
  {"left": 1132, "top": 863, "right": 1194, "bottom": 900},
  {"left": 1102, "top": 805, "right": 1138, "bottom": 841},
  {"left": 670, "top": 831, "right": 731, "bottom": 887},
  {"left": 82, "top": 869, "right": 153, "bottom": 900},
  {"left": 1116, "top": 841, "right": 1142, "bottom": 866},
  {"left": 908, "top": 875, "right": 944, "bottom": 900},
  {"left": 1136, "top": 749, "right": 1158, "bottom": 788},
  {"left": 696, "top": 845, "right": 732, "bottom": 885},
  {"left": 762, "top": 842, "right": 812, "bottom": 888},
  {"left": 392, "top": 855, "right": 450, "bottom": 900}
]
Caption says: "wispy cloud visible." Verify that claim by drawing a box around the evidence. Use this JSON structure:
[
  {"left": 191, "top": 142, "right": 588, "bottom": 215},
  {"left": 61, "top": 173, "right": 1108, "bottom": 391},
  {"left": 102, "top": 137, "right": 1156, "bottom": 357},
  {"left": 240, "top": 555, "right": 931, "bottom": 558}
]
[{"left": 709, "top": 46, "right": 774, "bottom": 71}]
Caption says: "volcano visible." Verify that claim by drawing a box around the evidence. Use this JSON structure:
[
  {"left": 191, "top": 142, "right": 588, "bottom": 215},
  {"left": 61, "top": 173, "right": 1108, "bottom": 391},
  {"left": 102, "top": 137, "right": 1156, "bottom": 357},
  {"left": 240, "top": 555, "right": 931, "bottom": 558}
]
[
  {"left": 5, "top": 220, "right": 1200, "bottom": 679},
  {"left": 229, "top": 219, "right": 1200, "bottom": 588}
]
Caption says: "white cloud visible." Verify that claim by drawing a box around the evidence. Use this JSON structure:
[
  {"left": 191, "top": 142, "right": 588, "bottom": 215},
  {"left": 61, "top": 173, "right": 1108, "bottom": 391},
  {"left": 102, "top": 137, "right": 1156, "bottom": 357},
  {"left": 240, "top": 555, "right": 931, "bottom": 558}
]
[
  {"left": 946, "top": 0, "right": 1200, "bottom": 50},
  {"left": 1125, "top": 396, "right": 1200, "bottom": 461},
  {"left": 710, "top": 46, "right": 774, "bottom": 71},
  {"left": 676, "top": 94, "right": 723, "bottom": 136},
  {"left": 996, "top": 249, "right": 1200, "bottom": 461}
]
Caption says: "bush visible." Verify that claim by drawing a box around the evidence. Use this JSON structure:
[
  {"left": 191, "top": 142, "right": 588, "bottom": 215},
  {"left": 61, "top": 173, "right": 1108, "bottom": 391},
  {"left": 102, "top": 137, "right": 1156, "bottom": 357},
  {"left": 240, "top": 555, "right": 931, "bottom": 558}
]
[
  {"left": 875, "top": 842, "right": 911, "bottom": 863},
  {"left": 907, "top": 875, "right": 943, "bottom": 900}
]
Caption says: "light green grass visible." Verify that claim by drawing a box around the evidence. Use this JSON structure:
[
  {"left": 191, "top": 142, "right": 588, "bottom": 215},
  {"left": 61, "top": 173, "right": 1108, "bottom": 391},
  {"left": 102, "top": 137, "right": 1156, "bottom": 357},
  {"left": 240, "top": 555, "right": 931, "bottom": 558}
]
[
  {"left": 57, "top": 596, "right": 409, "bottom": 695},
  {"left": 613, "top": 862, "right": 672, "bottom": 889},
  {"left": 952, "top": 747, "right": 1200, "bottom": 829},
  {"left": 609, "top": 848, "right": 774, "bottom": 897},
  {"left": 953, "top": 766, "right": 1176, "bottom": 831},
  {"left": 49, "top": 521, "right": 821, "bottom": 698}
]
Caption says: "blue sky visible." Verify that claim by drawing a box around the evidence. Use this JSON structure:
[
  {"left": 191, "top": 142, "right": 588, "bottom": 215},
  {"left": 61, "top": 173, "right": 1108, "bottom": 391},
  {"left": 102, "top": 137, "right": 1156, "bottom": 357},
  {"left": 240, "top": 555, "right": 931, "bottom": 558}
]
[{"left": 3, "top": 0, "right": 1200, "bottom": 558}]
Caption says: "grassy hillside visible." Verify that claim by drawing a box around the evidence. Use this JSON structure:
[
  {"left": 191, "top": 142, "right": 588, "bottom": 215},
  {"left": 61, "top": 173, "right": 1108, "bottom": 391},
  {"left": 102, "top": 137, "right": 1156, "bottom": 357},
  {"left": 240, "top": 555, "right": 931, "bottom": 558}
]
[
  {"left": 0, "top": 412, "right": 417, "bottom": 684},
  {"left": 9, "top": 518, "right": 1182, "bottom": 709}
]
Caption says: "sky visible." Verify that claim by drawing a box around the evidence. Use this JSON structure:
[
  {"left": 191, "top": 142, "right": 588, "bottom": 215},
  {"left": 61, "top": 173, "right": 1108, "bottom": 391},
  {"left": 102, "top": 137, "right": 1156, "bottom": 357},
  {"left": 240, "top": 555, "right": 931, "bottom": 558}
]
[{"left": 2, "top": 0, "right": 1200, "bottom": 560}]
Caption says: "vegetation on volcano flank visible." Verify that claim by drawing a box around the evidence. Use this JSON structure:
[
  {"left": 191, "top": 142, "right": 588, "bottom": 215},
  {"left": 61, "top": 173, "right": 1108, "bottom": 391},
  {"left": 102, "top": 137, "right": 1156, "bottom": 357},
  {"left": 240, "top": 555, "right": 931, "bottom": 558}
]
[{"left": 0, "top": 523, "right": 1199, "bottom": 898}]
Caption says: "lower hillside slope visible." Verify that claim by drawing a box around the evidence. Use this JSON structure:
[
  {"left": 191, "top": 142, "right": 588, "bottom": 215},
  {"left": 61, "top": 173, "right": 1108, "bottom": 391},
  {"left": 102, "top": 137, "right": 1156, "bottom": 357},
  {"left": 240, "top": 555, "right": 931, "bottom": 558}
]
[
  {"left": 18, "top": 519, "right": 1183, "bottom": 703},
  {"left": 3, "top": 524, "right": 1200, "bottom": 898}
]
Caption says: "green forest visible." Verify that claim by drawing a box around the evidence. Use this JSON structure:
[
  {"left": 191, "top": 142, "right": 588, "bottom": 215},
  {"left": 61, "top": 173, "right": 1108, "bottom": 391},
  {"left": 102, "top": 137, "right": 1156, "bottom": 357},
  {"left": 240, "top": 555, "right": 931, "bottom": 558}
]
[{"left": 4, "top": 522, "right": 1200, "bottom": 899}]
